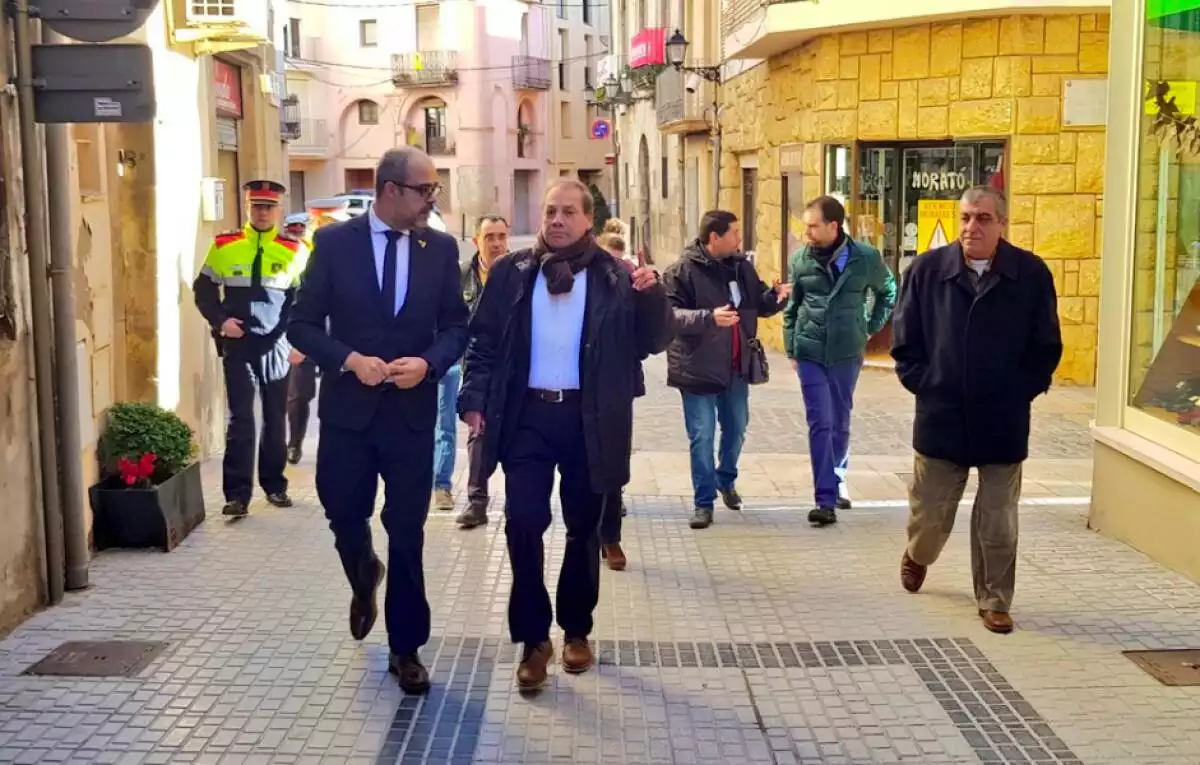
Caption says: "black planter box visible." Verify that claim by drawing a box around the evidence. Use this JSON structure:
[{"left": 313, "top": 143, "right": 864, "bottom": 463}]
[{"left": 90, "top": 462, "right": 206, "bottom": 552}]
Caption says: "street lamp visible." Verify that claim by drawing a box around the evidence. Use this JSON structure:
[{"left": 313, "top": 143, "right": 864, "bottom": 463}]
[{"left": 665, "top": 28, "right": 722, "bottom": 82}]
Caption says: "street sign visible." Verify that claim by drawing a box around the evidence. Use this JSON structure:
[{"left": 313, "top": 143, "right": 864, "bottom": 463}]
[
  {"left": 30, "top": 0, "right": 160, "bottom": 43},
  {"left": 32, "top": 44, "right": 156, "bottom": 123},
  {"left": 591, "top": 119, "right": 611, "bottom": 140}
]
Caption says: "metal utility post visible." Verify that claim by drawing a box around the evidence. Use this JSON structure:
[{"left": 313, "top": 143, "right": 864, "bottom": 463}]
[
  {"left": 11, "top": 0, "right": 66, "bottom": 603},
  {"left": 43, "top": 27, "right": 89, "bottom": 591}
]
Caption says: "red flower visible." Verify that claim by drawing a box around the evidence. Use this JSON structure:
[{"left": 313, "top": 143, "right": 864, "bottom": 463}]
[{"left": 117, "top": 452, "right": 157, "bottom": 487}]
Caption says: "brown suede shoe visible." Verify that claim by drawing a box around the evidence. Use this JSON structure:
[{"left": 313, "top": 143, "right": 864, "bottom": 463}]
[
  {"left": 516, "top": 641, "right": 553, "bottom": 690},
  {"left": 979, "top": 609, "right": 1014, "bottom": 634},
  {"left": 561, "top": 637, "right": 594, "bottom": 674},
  {"left": 900, "top": 552, "right": 927, "bottom": 593},
  {"left": 601, "top": 543, "right": 627, "bottom": 571}
]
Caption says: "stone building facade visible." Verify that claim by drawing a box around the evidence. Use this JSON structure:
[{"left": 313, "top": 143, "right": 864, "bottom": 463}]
[{"left": 718, "top": 12, "right": 1111, "bottom": 385}]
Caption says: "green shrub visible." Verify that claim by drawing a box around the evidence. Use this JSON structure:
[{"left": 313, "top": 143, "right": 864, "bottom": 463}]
[
  {"left": 590, "top": 184, "right": 612, "bottom": 235},
  {"left": 99, "top": 402, "right": 197, "bottom": 484}
]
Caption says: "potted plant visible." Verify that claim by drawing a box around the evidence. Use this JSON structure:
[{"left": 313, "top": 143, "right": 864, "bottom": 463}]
[{"left": 90, "top": 401, "right": 205, "bottom": 552}]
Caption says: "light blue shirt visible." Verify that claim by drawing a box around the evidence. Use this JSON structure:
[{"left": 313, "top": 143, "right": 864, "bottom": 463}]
[
  {"left": 369, "top": 209, "right": 409, "bottom": 315},
  {"left": 528, "top": 268, "right": 586, "bottom": 390}
]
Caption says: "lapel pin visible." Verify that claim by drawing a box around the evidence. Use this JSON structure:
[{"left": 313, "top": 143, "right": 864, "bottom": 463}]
[{"left": 418, "top": 239, "right": 427, "bottom": 248}]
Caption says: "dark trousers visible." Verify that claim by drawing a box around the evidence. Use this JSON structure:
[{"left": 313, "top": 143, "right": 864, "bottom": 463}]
[
  {"left": 797, "top": 359, "right": 862, "bottom": 508},
  {"left": 222, "top": 344, "right": 290, "bottom": 504},
  {"left": 502, "top": 396, "right": 603, "bottom": 644},
  {"left": 600, "top": 491, "right": 623, "bottom": 544},
  {"left": 287, "top": 361, "right": 318, "bottom": 450},
  {"left": 315, "top": 401, "right": 434, "bottom": 655},
  {"left": 466, "top": 431, "right": 491, "bottom": 504}
]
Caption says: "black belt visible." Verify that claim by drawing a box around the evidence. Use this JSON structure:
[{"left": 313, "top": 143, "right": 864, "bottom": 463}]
[{"left": 527, "top": 388, "right": 581, "bottom": 404}]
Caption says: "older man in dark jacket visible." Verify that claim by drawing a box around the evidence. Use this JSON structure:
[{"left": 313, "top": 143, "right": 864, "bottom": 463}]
[
  {"left": 663, "top": 210, "right": 790, "bottom": 530},
  {"left": 891, "top": 185, "right": 1062, "bottom": 635},
  {"left": 459, "top": 178, "right": 672, "bottom": 690}
]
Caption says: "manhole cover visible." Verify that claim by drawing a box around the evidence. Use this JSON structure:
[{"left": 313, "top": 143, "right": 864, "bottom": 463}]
[
  {"left": 1123, "top": 649, "right": 1200, "bottom": 686},
  {"left": 22, "top": 640, "right": 168, "bottom": 677}
]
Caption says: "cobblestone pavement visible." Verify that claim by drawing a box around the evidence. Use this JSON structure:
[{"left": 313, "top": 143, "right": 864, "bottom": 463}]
[{"left": 3, "top": 352, "right": 1199, "bottom": 765}]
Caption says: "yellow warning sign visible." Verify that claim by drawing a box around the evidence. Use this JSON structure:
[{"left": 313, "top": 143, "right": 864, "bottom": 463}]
[{"left": 917, "top": 200, "right": 959, "bottom": 253}]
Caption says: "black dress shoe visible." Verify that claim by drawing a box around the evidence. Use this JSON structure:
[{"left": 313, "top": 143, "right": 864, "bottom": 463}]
[
  {"left": 808, "top": 506, "right": 837, "bottom": 526},
  {"left": 286, "top": 446, "right": 302, "bottom": 465},
  {"left": 265, "top": 492, "right": 293, "bottom": 508},
  {"left": 388, "top": 652, "right": 431, "bottom": 695},
  {"left": 222, "top": 500, "right": 248, "bottom": 517},
  {"left": 349, "top": 557, "right": 385, "bottom": 641},
  {"left": 836, "top": 497, "right": 852, "bottom": 510}
]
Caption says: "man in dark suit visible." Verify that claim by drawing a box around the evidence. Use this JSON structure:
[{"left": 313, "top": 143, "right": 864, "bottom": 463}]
[{"left": 288, "top": 147, "right": 469, "bottom": 694}]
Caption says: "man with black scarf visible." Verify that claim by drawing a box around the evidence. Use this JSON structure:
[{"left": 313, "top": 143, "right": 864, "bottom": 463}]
[
  {"left": 459, "top": 178, "right": 673, "bottom": 691},
  {"left": 783, "top": 195, "right": 897, "bottom": 526}
]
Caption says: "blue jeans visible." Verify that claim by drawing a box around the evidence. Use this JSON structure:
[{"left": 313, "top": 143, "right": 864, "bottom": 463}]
[
  {"left": 433, "top": 363, "right": 461, "bottom": 491},
  {"left": 681, "top": 377, "right": 750, "bottom": 509},
  {"left": 797, "top": 359, "right": 862, "bottom": 508}
]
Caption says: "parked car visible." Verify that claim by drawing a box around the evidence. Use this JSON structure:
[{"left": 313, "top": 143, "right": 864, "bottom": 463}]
[{"left": 332, "top": 192, "right": 446, "bottom": 232}]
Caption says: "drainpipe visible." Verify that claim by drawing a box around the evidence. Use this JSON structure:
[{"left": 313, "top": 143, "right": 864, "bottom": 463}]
[
  {"left": 12, "top": 0, "right": 65, "bottom": 603},
  {"left": 44, "top": 28, "right": 89, "bottom": 591}
]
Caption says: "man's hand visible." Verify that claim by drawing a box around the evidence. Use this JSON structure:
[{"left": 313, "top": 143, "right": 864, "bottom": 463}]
[
  {"left": 790, "top": 358, "right": 799, "bottom": 371},
  {"left": 345, "top": 351, "right": 389, "bottom": 386},
  {"left": 288, "top": 349, "right": 305, "bottom": 366},
  {"left": 712, "top": 305, "right": 740, "bottom": 328},
  {"left": 631, "top": 267, "right": 659, "bottom": 292},
  {"left": 463, "top": 411, "right": 485, "bottom": 438},
  {"left": 220, "top": 318, "right": 244, "bottom": 338},
  {"left": 774, "top": 281, "right": 793, "bottom": 301},
  {"left": 388, "top": 357, "right": 429, "bottom": 389}
]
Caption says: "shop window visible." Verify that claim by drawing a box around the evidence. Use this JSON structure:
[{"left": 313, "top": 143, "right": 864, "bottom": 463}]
[
  {"left": 357, "top": 100, "right": 379, "bottom": 125},
  {"left": 1130, "top": 6, "right": 1200, "bottom": 434},
  {"left": 781, "top": 171, "right": 803, "bottom": 279}
]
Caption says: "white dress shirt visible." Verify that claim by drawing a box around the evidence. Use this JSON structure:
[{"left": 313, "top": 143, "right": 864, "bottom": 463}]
[
  {"left": 369, "top": 209, "right": 409, "bottom": 315},
  {"left": 528, "top": 268, "right": 586, "bottom": 390}
]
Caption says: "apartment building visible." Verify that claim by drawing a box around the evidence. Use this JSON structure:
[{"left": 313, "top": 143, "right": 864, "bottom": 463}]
[
  {"left": 609, "top": 0, "right": 721, "bottom": 267},
  {"left": 284, "top": 0, "right": 610, "bottom": 236}
]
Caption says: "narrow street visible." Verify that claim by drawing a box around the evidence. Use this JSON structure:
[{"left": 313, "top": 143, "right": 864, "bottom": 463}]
[{"left": 0, "top": 352, "right": 1197, "bottom": 765}]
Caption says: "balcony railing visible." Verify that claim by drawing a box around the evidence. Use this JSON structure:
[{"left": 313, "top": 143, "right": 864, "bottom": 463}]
[
  {"left": 512, "top": 55, "right": 551, "bottom": 90},
  {"left": 392, "top": 51, "right": 458, "bottom": 87},
  {"left": 425, "top": 134, "right": 454, "bottom": 155},
  {"left": 655, "top": 67, "right": 710, "bottom": 133},
  {"left": 287, "top": 118, "right": 328, "bottom": 155}
]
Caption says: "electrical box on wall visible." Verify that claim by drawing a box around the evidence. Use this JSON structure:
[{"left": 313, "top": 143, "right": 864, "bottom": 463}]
[{"left": 200, "top": 177, "right": 226, "bottom": 222}]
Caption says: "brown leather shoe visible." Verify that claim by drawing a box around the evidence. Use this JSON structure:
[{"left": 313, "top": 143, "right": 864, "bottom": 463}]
[
  {"left": 601, "top": 543, "right": 627, "bottom": 571},
  {"left": 388, "top": 652, "right": 431, "bottom": 694},
  {"left": 979, "top": 609, "right": 1014, "bottom": 634},
  {"left": 561, "top": 637, "right": 594, "bottom": 674},
  {"left": 349, "top": 557, "right": 385, "bottom": 640},
  {"left": 900, "top": 551, "right": 927, "bottom": 593},
  {"left": 516, "top": 641, "right": 553, "bottom": 690}
]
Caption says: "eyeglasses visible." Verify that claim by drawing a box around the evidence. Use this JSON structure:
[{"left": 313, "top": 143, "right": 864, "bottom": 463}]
[{"left": 386, "top": 180, "right": 441, "bottom": 199}]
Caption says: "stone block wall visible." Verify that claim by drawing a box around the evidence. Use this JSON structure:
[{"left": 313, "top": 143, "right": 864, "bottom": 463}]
[{"left": 719, "top": 13, "right": 1111, "bottom": 385}]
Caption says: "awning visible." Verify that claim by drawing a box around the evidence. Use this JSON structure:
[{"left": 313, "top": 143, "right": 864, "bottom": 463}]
[{"left": 1149, "top": 0, "right": 1200, "bottom": 31}]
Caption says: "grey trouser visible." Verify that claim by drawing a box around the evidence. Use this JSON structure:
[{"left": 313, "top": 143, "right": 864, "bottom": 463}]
[{"left": 905, "top": 453, "right": 1022, "bottom": 613}]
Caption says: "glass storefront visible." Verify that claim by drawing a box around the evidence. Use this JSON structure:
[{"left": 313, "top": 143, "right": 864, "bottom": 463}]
[
  {"left": 1130, "top": 1, "right": 1200, "bottom": 436},
  {"left": 846, "top": 140, "right": 1006, "bottom": 354}
]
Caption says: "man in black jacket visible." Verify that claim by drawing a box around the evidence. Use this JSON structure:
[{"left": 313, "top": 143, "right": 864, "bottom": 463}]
[
  {"left": 447, "top": 214, "right": 509, "bottom": 529},
  {"left": 663, "top": 211, "right": 790, "bottom": 530},
  {"left": 459, "top": 178, "right": 672, "bottom": 690},
  {"left": 891, "top": 186, "right": 1062, "bottom": 635}
]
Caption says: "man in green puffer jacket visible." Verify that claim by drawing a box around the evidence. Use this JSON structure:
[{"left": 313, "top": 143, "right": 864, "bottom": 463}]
[{"left": 783, "top": 195, "right": 897, "bottom": 527}]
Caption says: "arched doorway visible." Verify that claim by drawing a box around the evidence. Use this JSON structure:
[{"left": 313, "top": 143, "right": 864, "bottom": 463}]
[{"left": 637, "top": 134, "right": 651, "bottom": 261}]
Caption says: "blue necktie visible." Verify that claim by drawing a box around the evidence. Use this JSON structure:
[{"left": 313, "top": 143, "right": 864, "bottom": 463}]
[{"left": 381, "top": 230, "right": 402, "bottom": 317}]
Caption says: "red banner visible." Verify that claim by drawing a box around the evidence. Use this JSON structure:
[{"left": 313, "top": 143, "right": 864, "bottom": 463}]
[
  {"left": 213, "top": 59, "right": 242, "bottom": 118},
  {"left": 630, "top": 27, "right": 665, "bottom": 69}
]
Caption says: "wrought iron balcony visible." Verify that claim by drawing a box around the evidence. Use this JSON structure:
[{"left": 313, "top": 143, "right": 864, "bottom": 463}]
[
  {"left": 655, "top": 67, "right": 711, "bottom": 134},
  {"left": 280, "top": 95, "right": 301, "bottom": 141},
  {"left": 392, "top": 51, "right": 459, "bottom": 87},
  {"left": 512, "top": 55, "right": 551, "bottom": 90},
  {"left": 425, "top": 134, "right": 454, "bottom": 156},
  {"left": 287, "top": 118, "right": 329, "bottom": 157}
]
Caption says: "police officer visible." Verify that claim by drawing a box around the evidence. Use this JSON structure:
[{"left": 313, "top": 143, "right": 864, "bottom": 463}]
[
  {"left": 285, "top": 198, "right": 352, "bottom": 464},
  {"left": 194, "top": 180, "right": 309, "bottom": 517}
]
